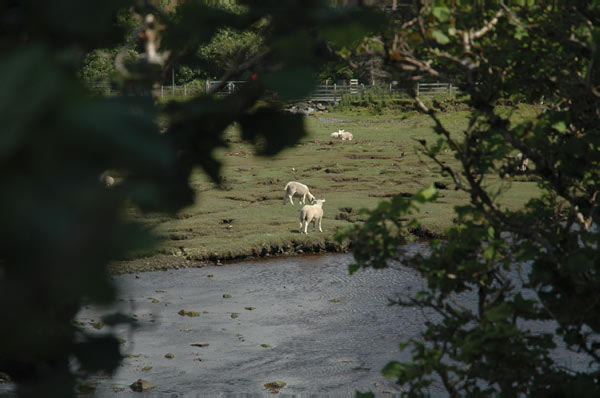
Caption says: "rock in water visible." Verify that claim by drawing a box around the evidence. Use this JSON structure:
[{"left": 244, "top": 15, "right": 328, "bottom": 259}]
[{"left": 130, "top": 379, "right": 155, "bottom": 392}]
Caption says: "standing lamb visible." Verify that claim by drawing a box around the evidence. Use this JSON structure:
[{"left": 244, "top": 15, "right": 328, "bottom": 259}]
[
  {"left": 299, "top": 199, "right": 326, "bottom": 234},
  {"left": 283, "top": 181, "right": 315, "bottom": 205}
]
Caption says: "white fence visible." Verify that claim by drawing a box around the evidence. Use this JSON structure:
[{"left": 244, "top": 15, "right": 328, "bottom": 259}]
[{"left": 90, "top": 81, "right": 460, "bottom": 101}]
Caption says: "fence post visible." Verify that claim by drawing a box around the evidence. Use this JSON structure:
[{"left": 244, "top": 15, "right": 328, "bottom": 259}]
[
  {"left": 205, "top": 80, "right": 210, "bottom": 94},
  {"left": 416, "top": 83, "right": 419, "bottom": 97},
  {"left": 334, "top": 83, "right": 337, "bottom": 102},
  {"left": 161, "top": 85, "right": 164, "bottom": 98},
  {"left": 361, "top": 83, "right": 364, "bottom": 99},
  {"left": 184, "top": 84, "right": 187, "bottom": 96}
]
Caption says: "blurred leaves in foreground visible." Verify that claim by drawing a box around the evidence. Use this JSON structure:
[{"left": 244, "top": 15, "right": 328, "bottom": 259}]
[{"left": 0, "top": 0, "right": 384, "bottom": 396}]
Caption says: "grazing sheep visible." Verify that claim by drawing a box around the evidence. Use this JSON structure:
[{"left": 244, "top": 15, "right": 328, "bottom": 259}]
[
  {"left": 99, "top": 171, "right": 115, "bottom": 188},
  {"left": 502, "top": 153, "right": 530, "bottom": 178},
  {"left": 283, "top": 181, "right": 315, "bottom": 205},
  {"left": 331, "top": 129, "right": 353, "bottom": 141},
  {"left": 299, "top": 199, "right": 326, "bottom": 234}
]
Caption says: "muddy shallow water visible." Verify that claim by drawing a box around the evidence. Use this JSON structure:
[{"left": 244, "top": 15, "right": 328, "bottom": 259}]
[{"left": 80, "top": 250, "right": 432, "bottom": 397}]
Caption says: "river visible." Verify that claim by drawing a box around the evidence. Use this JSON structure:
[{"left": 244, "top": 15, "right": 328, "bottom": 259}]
[
  {"left": 1, "top": 249, "right": 589, "bottom": 397},
  {"left": 81, "top": 250, "right": 431, "bottom": 397}
]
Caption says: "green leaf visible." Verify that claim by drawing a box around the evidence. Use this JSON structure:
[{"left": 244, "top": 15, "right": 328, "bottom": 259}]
[
  {"left": 482, "top": 245, "right": 495, "bottom": 260},
  {"left": 432, "top": 29, "right": 450, "bottom": 45},
  {"left": 414, "top": 185, "right": 438, "bottom": 203},
  {"left": 432, "top": 6, "right": 451, "bottom": 22},
  {"left": 553, "top": 121, "right": 568, "bottom": 132},
  {"left": 514, "top": 25, "right": 528, "bottom": 40},
  {"left": 382, "top": 361, "right": 405, "bottom": 378}
]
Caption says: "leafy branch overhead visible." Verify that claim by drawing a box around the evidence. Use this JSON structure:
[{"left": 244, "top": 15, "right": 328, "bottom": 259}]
[
  {"left": 340, "top": 1, "right": 600, "bottom": 396},
  {"left": 0, "top": 1, "right": 384, "bottom": 397}
]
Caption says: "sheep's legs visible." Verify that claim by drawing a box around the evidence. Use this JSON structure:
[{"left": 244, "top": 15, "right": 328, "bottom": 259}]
[
  {"left": 303, "top": 216, "right": 313, "bottom": 234},
  {"left": 318, "top": 218, "right": 322, "bottom": 232}
]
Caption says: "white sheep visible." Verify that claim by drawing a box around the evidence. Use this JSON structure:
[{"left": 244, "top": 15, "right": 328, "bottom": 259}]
[
  {"left": 283, "top": 181, "right": 315, "bottom": 205},
  {"left": 515, "top": 152, "right": 529, "bottom": 172},
  {"left": 340, "top": 131, "right": 353, "bottom": 140},
  {"left": 330, "top": 129, "right": 353, "bottom": 141},
  {"left": 299, "top": 199, "right": 326, "bottom": 234},
  {"left": 99, "top": 171, "right": 115, "bottom": 188}
]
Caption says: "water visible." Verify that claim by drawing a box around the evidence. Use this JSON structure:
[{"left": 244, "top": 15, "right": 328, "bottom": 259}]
[
  {"left": 79, "top": 251, "right": 429, "bottom": 397},
  {"left": 0, "top": 248, "right": 591, "bottom": 397}
]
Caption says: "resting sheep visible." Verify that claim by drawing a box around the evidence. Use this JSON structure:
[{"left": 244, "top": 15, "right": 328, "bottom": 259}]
[
  {"left": 99, "top": 171, "right": 115, "bottom": 188},
  {"left": 299, "top": 199, "right": 325, "bottom": 234},
  {"left": 515, "top": 152, "right": 529, "bottom": 172},
  {"left": 283, "top": 181, "right": 315, "bottom": 205},
  {"left": 330, "top": 129, "right": 353, "bottom": 141},
  {"left": 340, "top": 131, "right": 353, "bottom": 141}
]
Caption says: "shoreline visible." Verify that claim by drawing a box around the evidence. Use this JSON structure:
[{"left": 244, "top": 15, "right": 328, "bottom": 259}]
[
  {"left": 107, "top": 237, "right": 352, "bottom": 275},
  {"left": 107, "top": 227, "right": 444, "bottom": 275}
]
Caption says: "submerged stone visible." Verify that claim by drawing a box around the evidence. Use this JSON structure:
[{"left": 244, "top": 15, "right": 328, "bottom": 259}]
[
  {"left": 178, "top": 309, "right": 200, "bottom": 317},
  {"left": 264, "top": 381, "right": 286, "bottom": 393},
  {"left": 130, "top": 379, "right": 155, "bottom": 392}
]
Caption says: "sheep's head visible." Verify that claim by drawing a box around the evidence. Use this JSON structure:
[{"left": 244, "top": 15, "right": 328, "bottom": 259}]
[
  {"left": 307, "top": 192, "right": 316, "bottom": 203},
  {"left": 315, "top": 199, "right": 326, "bottom": 206}
]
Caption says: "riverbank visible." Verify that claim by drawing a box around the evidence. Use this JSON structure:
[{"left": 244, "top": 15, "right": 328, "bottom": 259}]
[{"left": 109, "top": 106, "right": 541, "bottom": 274}]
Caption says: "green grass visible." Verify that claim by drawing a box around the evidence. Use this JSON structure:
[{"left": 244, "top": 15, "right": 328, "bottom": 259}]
[{"left": 108, "top": 105, "right": 542, "bottom": 273}]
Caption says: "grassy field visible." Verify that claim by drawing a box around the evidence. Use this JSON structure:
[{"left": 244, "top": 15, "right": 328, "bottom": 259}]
[{"left": 109, "top": 105, "right": 541, "bottom": 273}]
